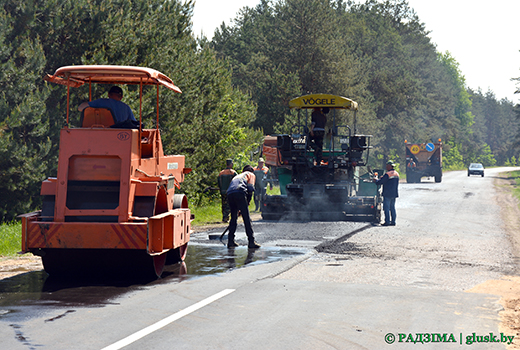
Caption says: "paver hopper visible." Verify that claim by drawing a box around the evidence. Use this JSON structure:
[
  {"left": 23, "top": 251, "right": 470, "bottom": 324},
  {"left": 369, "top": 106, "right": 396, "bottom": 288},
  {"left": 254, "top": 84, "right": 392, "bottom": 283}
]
[{"left": 260, "top": 94, "right": 381, "bottom": 222}]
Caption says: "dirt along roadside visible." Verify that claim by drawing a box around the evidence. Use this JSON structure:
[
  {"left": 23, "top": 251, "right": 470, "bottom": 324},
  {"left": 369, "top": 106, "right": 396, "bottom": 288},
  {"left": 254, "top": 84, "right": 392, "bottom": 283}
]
[
  {"left": 0, "top": 255, "right": 43, "bottom": 280},
  {"left": 467, "top": 172, "right": 520, "bottom": 349}
]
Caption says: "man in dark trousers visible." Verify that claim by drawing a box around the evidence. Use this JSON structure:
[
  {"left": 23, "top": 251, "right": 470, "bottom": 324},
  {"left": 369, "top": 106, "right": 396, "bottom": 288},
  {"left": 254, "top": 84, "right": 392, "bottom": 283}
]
[
  {"left": 309, "top": 107, "right": 327, "bottom": 164},
  {"left": 226, "top": 165, "right": 261, "bottom": 249},
  {"left": 218, "top": 159, "right": 237, "bottom": 222},
  {"left": 253, "top": 157, "right": 272, "bottom": 211},
  {"left": 374, "top": 160, "right": 399, "bottom": 226}
]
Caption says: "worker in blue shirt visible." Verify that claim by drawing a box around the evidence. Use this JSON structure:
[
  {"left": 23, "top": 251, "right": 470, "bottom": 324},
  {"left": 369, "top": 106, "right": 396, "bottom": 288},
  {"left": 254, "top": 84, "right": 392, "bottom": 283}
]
[
  {"left": 226, "top": 165, "right": 261, "bottom": 249},
  {"left": 78, "top": 86, "right": 136, "bottom": 124},
  {"left": 374, "top": 160, "right": 399, "bottom": 226}
]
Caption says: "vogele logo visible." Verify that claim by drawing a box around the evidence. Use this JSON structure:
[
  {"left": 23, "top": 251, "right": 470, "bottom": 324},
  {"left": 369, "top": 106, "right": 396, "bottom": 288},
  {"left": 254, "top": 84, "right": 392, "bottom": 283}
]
[{"left": 302, "top": 97, "right": 336, "bottom": 106}]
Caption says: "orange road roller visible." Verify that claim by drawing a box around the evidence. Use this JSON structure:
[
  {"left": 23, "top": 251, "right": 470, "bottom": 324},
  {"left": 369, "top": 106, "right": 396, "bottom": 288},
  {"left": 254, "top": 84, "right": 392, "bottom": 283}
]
[{"left": 19, "top": 65, "right": 192, "bottom": 278}]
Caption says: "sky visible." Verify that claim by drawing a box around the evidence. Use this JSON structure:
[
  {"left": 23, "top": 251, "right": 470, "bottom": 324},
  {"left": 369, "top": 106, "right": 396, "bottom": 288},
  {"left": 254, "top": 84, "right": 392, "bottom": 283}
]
[{"left": 192, "top": 0, "right": 520, "bottom": 104}]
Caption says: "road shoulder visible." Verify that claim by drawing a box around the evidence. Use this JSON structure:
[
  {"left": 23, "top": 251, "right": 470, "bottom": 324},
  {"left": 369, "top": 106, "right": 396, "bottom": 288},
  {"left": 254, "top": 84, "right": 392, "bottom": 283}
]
[{"left": 467, "top": 172, "right": 520, "bottom": 348}]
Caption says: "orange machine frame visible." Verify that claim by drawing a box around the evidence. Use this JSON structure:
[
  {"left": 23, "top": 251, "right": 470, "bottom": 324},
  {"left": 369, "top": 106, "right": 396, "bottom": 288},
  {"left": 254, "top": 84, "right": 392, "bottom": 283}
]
[{"left": 21, "top": 65, "right": 191, "bottom": 258}]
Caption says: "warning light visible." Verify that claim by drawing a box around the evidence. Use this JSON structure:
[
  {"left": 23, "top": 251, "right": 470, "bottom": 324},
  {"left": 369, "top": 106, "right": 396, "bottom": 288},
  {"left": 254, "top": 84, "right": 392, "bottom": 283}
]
[{"left": 438, "top": 138, "right": 442, "bottom": 142}]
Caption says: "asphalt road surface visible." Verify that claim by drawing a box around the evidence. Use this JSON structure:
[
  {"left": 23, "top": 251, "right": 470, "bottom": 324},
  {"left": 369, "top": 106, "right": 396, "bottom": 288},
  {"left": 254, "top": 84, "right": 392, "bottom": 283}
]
[{"left": 1, "top": 167, "right": 519, "bottom": 349}]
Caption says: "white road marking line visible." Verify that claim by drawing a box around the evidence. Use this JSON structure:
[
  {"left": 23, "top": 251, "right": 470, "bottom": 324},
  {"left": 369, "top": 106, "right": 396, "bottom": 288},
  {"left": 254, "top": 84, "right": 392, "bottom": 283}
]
[{"left": 101, "top": 289, "right": 236, "bottom": 350}]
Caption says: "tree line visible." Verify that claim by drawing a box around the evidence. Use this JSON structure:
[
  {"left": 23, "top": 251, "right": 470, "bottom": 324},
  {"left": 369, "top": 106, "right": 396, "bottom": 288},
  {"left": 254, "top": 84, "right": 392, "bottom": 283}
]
[
  {"left": 0, "top": 0, "right": 262, "bottom": 222},
  {"left": 0, "top": 0, "right": 518, "bottom": 222},
  {"left": 212, "top": 0, "right": 519, "bottom": 169}
]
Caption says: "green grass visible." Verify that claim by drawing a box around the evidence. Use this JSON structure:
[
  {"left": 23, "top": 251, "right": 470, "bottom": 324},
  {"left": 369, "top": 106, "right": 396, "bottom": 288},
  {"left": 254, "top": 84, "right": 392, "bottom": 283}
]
[
  {"left": 266, "top": 185, "right": 281, "bottom": 196},
  {"left": 191, "top": 201, "right": 224, "bottom": 225},
  {"left": 0, "top": 221, "right": 21, "bottom": 257},
  {"left": 509, "top": 170, "right": 520, "bottom": 200}
]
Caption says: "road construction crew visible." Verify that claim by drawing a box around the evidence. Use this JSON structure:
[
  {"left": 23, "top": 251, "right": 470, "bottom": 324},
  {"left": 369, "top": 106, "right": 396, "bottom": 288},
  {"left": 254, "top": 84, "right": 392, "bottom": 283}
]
[
  {"left": 226, "top": 165, "right": 261, "bottom": 249},
  {"left": 218, "top": 159, "right": 237, "bottom": 222},
  {"left": 374, "top": 160, "right": 399, "bottom": 226}
]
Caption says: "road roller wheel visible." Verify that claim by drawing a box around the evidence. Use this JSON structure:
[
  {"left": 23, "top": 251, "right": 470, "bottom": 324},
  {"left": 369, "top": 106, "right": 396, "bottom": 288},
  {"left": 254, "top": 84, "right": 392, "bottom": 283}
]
[
  {"left": 166, "top": 243, "right": 188, "bottom": 264},
  {"left": 169, "top": 193, "right": 189, "bottom": 264},
  {"left": 177, "top": 243, "right": 188, "bottom": 260},
  {"left": 173, "top": 194, "right": 188, "bottom": 209},
  {"left": 41, "top": 250, "right": 64, "bottom": 276},
  {"left": 152, "top": 253, "right": 167, "bottom": 278},
  {"left": 41, "top": 249, "right": 166, "bottom": 279}
]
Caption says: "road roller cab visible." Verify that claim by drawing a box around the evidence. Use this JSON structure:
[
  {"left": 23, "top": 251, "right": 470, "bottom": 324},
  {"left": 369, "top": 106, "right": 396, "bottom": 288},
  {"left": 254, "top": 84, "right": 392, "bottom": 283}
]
[{"left": 19, "top": 65, "right": 192, "bottom": 278}]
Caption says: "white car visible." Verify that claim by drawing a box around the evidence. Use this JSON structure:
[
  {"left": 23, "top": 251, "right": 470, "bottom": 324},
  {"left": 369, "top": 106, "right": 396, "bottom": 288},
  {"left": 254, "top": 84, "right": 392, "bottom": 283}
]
[{"left": 468, "top": 163, "right": 484, "bottom": 177}]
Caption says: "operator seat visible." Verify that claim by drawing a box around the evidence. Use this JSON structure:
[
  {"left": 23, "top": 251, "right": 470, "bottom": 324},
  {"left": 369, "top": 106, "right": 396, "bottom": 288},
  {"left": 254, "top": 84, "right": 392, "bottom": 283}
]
[{"left": 80, "top": 107, "right": 115, "bottom": 127}]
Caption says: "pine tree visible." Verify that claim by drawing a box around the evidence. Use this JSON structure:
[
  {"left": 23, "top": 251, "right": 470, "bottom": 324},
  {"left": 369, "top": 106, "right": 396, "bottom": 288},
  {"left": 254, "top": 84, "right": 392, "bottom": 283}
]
[{"left": 0, "top": 4, "right": 51, "bottom": 221}]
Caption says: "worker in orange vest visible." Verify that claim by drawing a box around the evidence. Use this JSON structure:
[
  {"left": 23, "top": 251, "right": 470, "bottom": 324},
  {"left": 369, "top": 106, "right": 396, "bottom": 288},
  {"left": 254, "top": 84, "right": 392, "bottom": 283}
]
[
  {"left": 218, "top": 159, "right": 237, "bottom": 222},
  {"left": 253, "top": 158, "right": 272, "bottom": 211}
]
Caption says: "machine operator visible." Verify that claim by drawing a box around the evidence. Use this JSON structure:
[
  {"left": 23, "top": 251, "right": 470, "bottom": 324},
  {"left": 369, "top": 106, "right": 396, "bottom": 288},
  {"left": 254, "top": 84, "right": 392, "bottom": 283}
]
[{"left": 78, "top": 85, "right": 136, "bottom": 125}]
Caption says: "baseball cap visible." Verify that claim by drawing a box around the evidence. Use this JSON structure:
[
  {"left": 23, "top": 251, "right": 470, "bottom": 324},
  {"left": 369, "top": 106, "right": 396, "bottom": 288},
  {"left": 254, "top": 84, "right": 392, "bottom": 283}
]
[{"left": 109, "top": 86, "right": 123, "bottom": 95}]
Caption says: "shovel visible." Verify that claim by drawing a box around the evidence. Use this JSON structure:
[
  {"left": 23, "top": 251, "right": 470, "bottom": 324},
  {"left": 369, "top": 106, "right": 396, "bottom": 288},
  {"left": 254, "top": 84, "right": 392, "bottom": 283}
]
[{"left": 219, "top": 225, "right": 230, "bottom": 242}]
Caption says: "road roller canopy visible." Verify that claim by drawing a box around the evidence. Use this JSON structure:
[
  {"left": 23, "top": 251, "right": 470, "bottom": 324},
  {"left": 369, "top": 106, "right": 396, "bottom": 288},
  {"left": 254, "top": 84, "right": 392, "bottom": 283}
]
[
  {"left": 44, "top": 65, "right": 182, "bottom": 93},
  {"left": 45, "top": 65, "right": 181, "bottom": 126},
  {"left": 289, "top": 94, "right": 358, "bottom": 110}
]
